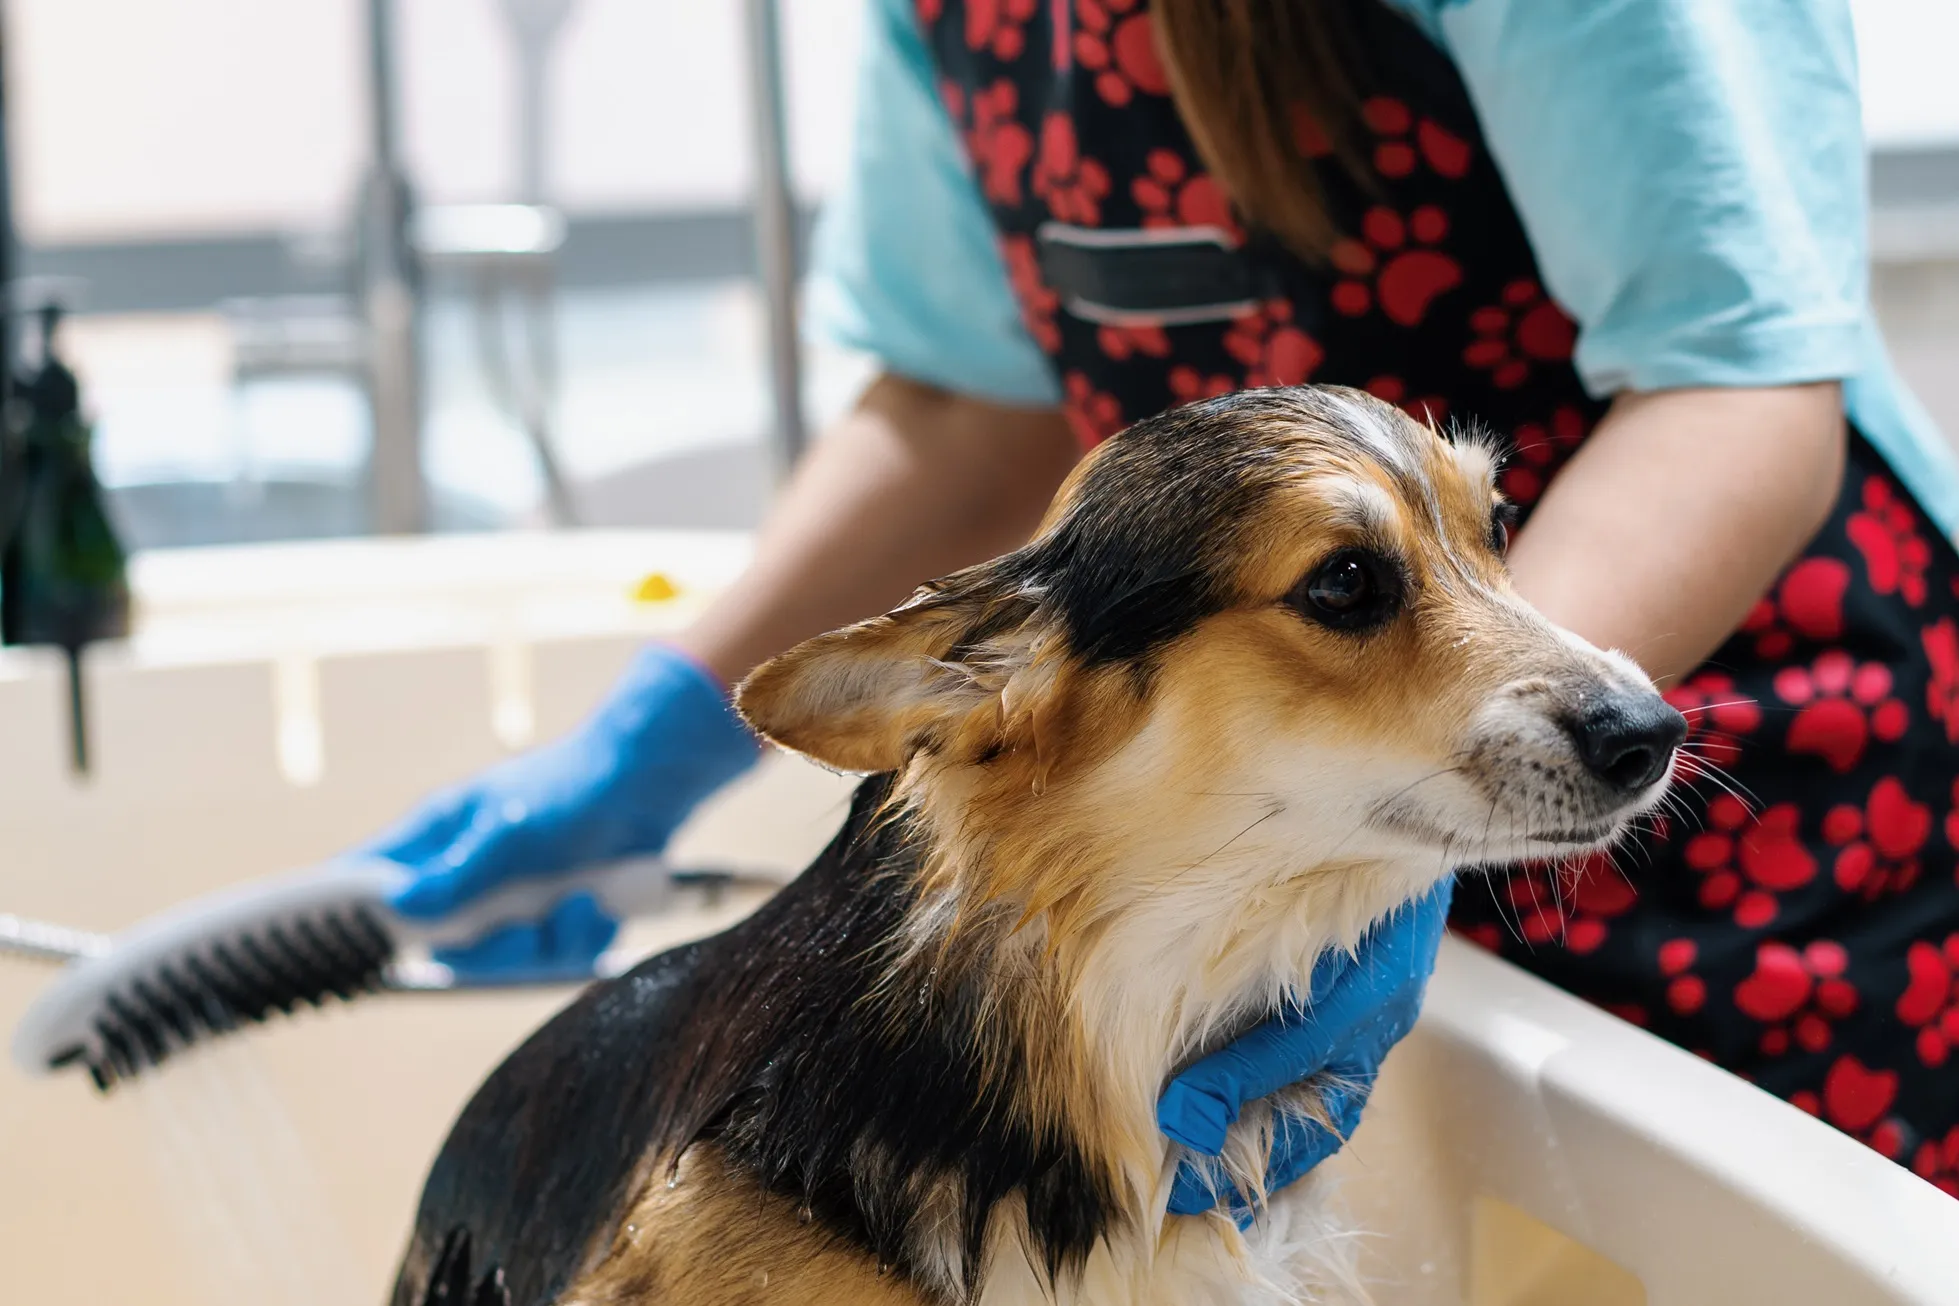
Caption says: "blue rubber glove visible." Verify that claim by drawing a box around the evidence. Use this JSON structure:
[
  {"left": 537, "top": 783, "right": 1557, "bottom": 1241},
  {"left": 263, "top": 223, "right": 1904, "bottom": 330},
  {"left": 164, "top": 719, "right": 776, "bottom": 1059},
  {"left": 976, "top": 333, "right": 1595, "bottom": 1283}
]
[
  {"left": 1157, "top": 878, "right": 1453, "bottom": 1223},
  {"left": 368, "top": 643, "right": 759, "bottom": 978}
]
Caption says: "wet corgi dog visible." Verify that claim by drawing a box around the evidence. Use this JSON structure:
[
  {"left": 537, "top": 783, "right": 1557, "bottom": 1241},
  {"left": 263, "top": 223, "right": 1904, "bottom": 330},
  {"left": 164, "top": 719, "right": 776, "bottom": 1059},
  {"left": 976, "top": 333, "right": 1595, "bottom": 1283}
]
[{"left": 392, "top": 386, "right": 1684, "bottom": 1306}]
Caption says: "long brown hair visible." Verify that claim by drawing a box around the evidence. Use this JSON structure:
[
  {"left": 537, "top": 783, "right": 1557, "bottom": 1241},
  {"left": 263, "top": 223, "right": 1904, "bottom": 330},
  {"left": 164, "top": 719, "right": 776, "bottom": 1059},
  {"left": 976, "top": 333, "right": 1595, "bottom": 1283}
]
[{"left": 1153, "top": 0, "right": 1373, "bottom": 258}]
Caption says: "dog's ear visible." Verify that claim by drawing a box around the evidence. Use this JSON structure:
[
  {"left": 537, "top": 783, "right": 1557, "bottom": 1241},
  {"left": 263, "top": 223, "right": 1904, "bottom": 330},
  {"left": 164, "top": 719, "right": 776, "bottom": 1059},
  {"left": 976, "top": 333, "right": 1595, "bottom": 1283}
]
[{"left": 737, "top": 566, "right": 1041, "bottom": 773}]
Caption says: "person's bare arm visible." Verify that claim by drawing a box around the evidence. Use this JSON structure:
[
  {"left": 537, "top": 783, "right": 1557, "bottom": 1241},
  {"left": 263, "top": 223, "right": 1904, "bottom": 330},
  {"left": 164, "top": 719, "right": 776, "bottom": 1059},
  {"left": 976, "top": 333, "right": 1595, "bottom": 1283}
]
[
  {"left": 675, "top": 374, "right": 1079, "bottom": 685},
  {"left": 1506, "top": 383, "right": 1847, "bottom": 686}
]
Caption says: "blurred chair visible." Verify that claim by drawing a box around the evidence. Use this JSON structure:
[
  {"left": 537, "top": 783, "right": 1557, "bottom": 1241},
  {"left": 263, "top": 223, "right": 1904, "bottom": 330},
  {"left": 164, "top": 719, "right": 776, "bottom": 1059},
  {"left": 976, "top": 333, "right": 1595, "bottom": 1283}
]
[
  {"left": 216, "top": 0, "right": 805, "bottom": 537},
  {"left": 221, "top": 0, "right": 585, "bottom": 533}
]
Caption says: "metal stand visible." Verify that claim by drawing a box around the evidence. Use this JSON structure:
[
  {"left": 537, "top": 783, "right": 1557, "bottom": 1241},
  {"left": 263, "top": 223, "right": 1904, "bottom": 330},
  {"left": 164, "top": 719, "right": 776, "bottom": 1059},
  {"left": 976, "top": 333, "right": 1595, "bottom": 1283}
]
[
  {"left": 0, "top": 14, "right": 12, "bottom": 418},
  {"left": 0, "top": 11, "right": 19, "bottom": 539},
  {"left": 503, "top": 0, "right": 574, "bottom": 206},
  {"left": 360, "top": 0, "right": 428, "bottom": 534},
  {"left": 743, "top": 0, "right": 806, "bottom": 484},
  {"left": 200, "top": 1, "right": 805, "bottom": 532},
  {"left": 415, "top": 202, "right": 578, "bottom": 525},
  {"left": 437, "top": 0, "right": 581, "bottom": 527}
]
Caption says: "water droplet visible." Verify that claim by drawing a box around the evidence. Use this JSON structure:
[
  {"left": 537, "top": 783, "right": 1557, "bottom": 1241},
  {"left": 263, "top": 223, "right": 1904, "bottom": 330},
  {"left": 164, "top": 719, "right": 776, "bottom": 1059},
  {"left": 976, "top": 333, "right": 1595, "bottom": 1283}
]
[
  {"left": 666, "top": 1174, "right": 680, "bottom": 1190},
  {"left": 877, "top": 1260, "right": 891, "bottom": 1277},
  {"left": 797, "top": 1204, "right": 813, "bottom": 1224}
]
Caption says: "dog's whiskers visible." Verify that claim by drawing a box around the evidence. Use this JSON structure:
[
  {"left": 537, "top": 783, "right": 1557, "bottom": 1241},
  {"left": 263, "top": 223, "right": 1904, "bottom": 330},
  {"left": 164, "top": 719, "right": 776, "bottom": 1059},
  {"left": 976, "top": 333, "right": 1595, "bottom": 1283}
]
[
  {"left": 1323, "top": 765, "right": 1466, "bottom": 864},
  {"left": 1674, "top": 698, "right": 1755, "bottom": 718},
  {"left": 1673, "top": 752, "right": 1760, "bottom": 814}
]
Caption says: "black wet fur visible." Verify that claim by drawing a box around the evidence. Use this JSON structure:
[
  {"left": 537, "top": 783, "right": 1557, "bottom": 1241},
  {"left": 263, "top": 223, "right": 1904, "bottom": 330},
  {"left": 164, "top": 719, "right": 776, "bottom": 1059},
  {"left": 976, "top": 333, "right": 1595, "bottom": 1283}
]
[
  {"left": 990, "top": 387, "right": 1417, "bottom": 665},
  {"left": 393, "top": 775, "right": 1115, "bottom": 1306}
]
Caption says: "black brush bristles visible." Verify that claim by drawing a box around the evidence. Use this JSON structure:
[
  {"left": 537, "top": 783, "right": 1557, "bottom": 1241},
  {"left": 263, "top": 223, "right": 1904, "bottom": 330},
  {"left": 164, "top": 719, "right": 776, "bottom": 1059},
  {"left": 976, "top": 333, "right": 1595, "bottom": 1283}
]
[{"left": 53, "top": 907, "right": 395, "bottom": 1091}]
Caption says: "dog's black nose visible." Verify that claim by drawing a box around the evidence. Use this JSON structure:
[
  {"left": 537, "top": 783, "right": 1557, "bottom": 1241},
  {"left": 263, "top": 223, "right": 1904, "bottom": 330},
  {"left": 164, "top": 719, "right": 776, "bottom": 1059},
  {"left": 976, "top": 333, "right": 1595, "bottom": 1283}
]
[{"left": 1568, "top": 692, "right": 1687, "bottom": 793}]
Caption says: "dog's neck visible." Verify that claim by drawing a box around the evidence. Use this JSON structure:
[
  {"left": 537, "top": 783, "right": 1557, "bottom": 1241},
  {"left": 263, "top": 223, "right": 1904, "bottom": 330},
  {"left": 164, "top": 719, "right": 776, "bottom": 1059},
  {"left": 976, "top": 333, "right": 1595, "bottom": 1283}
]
[{"left": 894, "top": 745, "right": 1446, "bottom": 1219}]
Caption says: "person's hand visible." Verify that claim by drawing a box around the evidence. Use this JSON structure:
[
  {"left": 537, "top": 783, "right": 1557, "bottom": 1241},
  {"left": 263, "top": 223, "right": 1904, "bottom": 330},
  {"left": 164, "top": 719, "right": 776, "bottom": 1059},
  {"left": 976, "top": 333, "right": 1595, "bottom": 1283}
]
[
  {"left": 368, "top": 643, "right": 759, "bottom": 978},
  {"left": 1157, "top": 878, "right": 1452, "bottom": 1222}
]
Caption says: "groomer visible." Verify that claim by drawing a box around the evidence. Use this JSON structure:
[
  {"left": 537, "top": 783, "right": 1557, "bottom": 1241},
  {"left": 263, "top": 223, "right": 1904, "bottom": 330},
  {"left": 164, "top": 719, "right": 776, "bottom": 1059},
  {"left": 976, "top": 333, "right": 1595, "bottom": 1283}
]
[{"left": 363, "top": 0, "right": 1959, "bottom": 1202}]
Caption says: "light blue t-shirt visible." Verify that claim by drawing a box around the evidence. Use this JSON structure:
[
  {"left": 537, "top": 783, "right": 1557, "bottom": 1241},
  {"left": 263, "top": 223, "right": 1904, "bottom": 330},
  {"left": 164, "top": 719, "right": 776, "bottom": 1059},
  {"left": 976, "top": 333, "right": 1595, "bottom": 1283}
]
[{"left": 806, "top": 0, "right": 1959, "bottom": 536}]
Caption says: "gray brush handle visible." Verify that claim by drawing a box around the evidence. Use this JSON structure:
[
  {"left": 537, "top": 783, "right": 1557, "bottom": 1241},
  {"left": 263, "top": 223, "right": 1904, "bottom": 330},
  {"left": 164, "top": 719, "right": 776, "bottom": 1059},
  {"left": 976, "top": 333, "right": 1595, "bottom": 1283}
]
[{"left": 0, "top": 914, "right": 109, "bottom": 965}]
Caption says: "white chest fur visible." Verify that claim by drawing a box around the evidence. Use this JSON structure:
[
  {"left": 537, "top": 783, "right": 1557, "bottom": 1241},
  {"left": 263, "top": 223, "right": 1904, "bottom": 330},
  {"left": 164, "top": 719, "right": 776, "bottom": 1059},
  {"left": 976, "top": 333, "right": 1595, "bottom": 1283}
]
[{"left": 974, "top": 1169, "right": 1366, "bottom": 1306}]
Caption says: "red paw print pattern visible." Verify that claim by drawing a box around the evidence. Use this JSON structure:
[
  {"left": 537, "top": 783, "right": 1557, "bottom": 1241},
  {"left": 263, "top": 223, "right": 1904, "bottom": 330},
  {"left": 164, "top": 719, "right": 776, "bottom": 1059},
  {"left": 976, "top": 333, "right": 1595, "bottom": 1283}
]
[
  {"left": 1684, "top": 797, "right": 1816, "bottom": 928},
  {"left": 999, "top": 235, "right": 1059, "bottom": 353},
  {"left": 946, "top": 80, "right": 1034, "bottom": 206},
  {"left": 1291, "top": 106, "right": 1333, "bottom": 160},
  {"left": 1131, "top": 149, "right": 1237, "bottom": 235},
  {"left": 1167, "top": 365, "right": 1235, "bottom": 404},
  {"left": 1329, "top": 206, "right": 1464, "bottom": 327},
  {"left": 1738, "top": 557, "right": 1851, "bottom": 660},
  {"left": 1790, "top": 1055, "right": 1906, "bottom": 1160},
  {"left": 1074, "top": 0, "right": 1169, "bottom": 106},
  {"left": 1822, "top": 777, "right": 1932, "bottom": 903},
  {"left": 1223, "top": 301, "right": 1323, "bottom": 388},
  {"left": 1063, "top": 372, "right": 1124, "bottom": 449},
  {"left": 1658, "top": 937, "right": 1706, "bottom": 1016},
  {"left": 1364, "top": 376, "right": 1447, "bottom": 426},
  {"left": 1462, "top": 280, "right": 1577, "bottom": 389},
  {"left": 1495, "top": 853, "right": 1638, "bottom": 954},
  {"left": 1847, "top": 475, "right": 1931, "bottom": 607},
  {"left": 964, "top": 0, "right": 1036, "bottom": 59},
  {"left": 1922, "top": 618, "right": 1959, "bottom": 745},
  {"left": 1774, "top": 650, "right": 1908, "bottom": 774},
  {"left": 1914, "top": 1126, "right": 1959, "bottom": 1198},
  {"left": 1664, "top": 671, "right": 1762, "bottom": 769},
  {"left": 1032, "top": 114, "right": 1111, "bottom": 225},
  {"left": 1499, "top": 406, "right": 1589, "bottom": 506},
  {"left": 1095, "top": 322, "right": 1168, "bottom": 362},
  {"left": 1733, "top": 940, "right": 1857, "bottom": 1056},
  {"left": 1361, "top": 97, "right": 1471, "bottom": 180},
  {"left": 1897, "top": 934, "right": 1959, "bottom": 1067}
]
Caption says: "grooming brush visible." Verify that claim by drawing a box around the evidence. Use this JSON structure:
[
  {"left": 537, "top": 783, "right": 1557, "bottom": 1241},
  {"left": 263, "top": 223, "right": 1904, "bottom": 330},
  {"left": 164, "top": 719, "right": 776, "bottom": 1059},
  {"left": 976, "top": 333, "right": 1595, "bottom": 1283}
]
[{"left": 8, "top": 857, "right": 786, "bottom": 1091}]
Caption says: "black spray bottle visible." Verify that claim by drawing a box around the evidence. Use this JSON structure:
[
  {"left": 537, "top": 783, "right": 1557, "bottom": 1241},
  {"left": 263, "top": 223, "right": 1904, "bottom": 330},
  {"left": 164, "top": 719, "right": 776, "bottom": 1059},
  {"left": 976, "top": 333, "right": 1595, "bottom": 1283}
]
[{"left": 0, "top": 301, "right": 131, "bottom": 773}]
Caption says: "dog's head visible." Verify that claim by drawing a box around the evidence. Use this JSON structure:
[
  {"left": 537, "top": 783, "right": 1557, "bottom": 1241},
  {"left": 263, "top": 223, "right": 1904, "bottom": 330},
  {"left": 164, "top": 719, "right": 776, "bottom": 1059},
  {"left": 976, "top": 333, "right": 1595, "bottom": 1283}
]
[{"left": 739, "top": 387, "right": 1681, "bottom": 945}]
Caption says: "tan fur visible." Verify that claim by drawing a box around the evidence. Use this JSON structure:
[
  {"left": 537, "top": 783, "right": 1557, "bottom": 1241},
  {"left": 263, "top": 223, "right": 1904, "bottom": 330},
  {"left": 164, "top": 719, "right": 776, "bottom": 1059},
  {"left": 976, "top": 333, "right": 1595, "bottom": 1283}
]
[{"left": 563, "top": 1145, "right": 930, "bottom": 1306}]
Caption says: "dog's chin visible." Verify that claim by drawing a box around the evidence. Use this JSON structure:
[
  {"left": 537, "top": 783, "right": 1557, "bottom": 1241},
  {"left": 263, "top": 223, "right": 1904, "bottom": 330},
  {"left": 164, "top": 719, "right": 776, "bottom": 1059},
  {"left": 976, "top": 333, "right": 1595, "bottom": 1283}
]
[
  {"left": 1519, "top": 820, "right": 1624, "bottom": 851},
  {"left": 1373, "top": 785, "right": 1659, "bottom": 865},
  {"left": 1376, "top": 815, "right": 1619, "bottom": 863}
]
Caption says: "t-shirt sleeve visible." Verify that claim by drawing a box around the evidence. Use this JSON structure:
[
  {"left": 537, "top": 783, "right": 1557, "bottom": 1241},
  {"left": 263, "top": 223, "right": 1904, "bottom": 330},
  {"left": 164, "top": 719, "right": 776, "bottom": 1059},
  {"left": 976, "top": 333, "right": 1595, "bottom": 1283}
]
[
  {"left": 1421, "top": 0, "right": 1870, "bottom": 396},
  {"left": 803, "top": 0, "right": 1062, "bottom": 407}
]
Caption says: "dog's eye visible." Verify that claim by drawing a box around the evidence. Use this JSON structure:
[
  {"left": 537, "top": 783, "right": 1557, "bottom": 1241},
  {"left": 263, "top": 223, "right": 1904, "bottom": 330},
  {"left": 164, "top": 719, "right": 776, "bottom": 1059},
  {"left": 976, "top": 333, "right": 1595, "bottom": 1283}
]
[
  {"left": 1489, "top": 502, "right": 1519, "bottom": 556},
  {"left": 1287, "top": 549, "right": 1401, "bottom": 631}
]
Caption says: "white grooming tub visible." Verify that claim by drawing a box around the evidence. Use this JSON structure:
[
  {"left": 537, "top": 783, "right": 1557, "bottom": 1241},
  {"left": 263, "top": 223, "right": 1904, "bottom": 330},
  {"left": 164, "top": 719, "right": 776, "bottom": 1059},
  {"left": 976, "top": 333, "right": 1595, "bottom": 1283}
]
[{"left": 0, "top": 532, "right": 1953, "bottom": 1305}]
